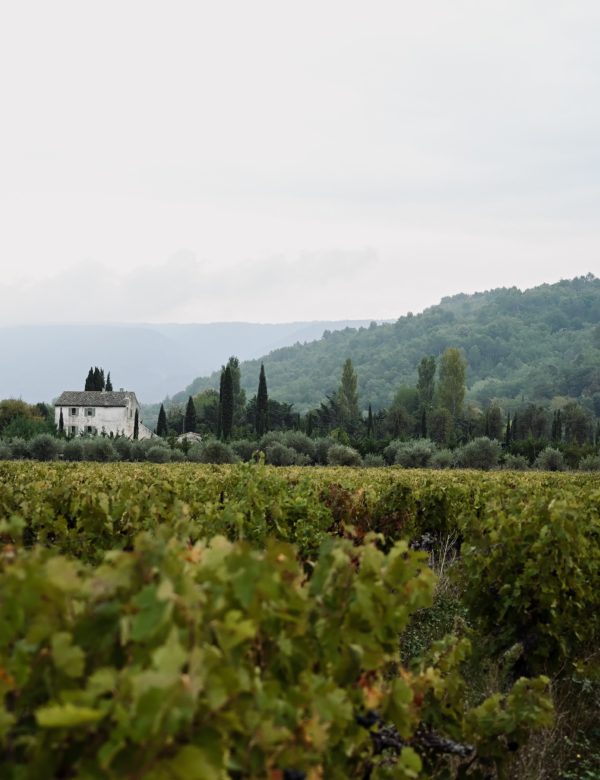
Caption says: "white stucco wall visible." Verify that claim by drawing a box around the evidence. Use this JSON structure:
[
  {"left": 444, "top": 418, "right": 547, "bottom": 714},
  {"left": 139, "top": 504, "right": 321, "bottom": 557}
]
[{"left": 54, "top": 399, "right": 139, "bottom": 438}]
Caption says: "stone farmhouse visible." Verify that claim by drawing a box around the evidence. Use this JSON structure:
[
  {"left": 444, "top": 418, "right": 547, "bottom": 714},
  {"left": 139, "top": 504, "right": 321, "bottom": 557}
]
[{"left": 54, "top": 390, "right": 154, "bottom": 439}]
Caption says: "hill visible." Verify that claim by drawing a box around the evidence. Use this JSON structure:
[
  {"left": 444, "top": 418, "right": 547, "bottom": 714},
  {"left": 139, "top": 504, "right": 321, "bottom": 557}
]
[
  {"left": 0, "top": 320, "right": 378, "bottom": 404},
  {"left": 175, "top": 275, "right": 600, "bottom": 413}
]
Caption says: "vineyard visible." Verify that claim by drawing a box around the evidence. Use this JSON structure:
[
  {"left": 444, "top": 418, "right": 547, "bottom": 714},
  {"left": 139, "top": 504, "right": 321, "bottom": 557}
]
[{"left": 0, "top": 462, "right": 599, "bottom": 779}]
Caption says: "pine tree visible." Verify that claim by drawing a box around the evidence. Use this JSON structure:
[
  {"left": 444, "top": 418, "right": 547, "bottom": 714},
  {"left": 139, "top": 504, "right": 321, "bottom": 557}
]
[
  {"left": 255, "top": 363, "right": 269, "bottom": 436},
  {"left": 221, "top": 365, "right": 234, "bottom": 440},
  {"left": 106, "top": 372, "right": 113, "bottom": 392},
  {"left": 85, "top": 367, "right": 94, "bottom": 391},
  {"left": 133, "top": 409, "right": 139, "bottom": 440},
  {"left": 157, "top": 404, "right": 168, "bottom": 437},
  {"left": 184, "top": 396, "right": 197, "bottom": 434}
]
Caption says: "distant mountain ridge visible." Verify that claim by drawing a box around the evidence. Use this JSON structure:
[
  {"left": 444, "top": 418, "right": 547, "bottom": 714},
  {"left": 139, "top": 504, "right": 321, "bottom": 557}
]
[
  {"left": 176, "top": 275, "right": 600, "bottom": 412},
  {"left": 0, "top": 320, "right": 381, "bottom": 404}
]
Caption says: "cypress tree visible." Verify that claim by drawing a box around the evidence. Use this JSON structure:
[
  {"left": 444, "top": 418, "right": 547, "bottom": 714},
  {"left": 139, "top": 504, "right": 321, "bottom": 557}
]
[
  {"left": 255, "top": 363, "right": 269, "bottom": 436},
  {"left": 106, "top": 372, "right": 113, "bottom": 392},
  {"left": 58, "top": 408, "right": 64, "bottom": 436},
  {"left": 99, "top": 369, "right": 105, "bottom": 391},
  {"left": 505, "top": 414, "right": 511, "bottom": 448},
  {"left": 217, "top": 369, "right": 225, "bottom": 439},
  {"left": 306, "top": 411, "right": 313, "bottom": 437},
  {"left": 184, "top": 396, "right": 197, "bottom": 434},
  {"left": 85, "top": 367, "right": 94, "bottom": 390},
  {"left": 92, "top": 367, "right": 101, "bottom": 391},
  {"left": 367, "top": 404, "right": 374, "bottom": 438},
  {"left": 221, "top": 365, "right": 234, "bottom": 440},
  {"left": 157, "top": 404, "right": 168, "bottom": 437},
  {"left": 133, "top": 409, "right": 139, "bottom": 440}
]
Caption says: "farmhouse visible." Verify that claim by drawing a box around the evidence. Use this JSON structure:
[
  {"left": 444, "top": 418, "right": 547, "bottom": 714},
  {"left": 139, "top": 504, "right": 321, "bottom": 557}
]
[{"left": 54, "top": 390, "right": 154, "bottom": 439}]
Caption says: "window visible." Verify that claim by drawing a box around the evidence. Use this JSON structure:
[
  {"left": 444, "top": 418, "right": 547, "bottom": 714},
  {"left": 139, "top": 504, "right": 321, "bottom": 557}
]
[
  {"left": 70, "top": 408, "right": 78, "bottom": 416},
  {"left": 71, "top": 426, "right": 77, "bottom": 435},
  {"left": 86, "top": 425, "right": 96, "bottom": 434},
  {"left": 85, "top": 408, "right": 95, "bottom": 417}
]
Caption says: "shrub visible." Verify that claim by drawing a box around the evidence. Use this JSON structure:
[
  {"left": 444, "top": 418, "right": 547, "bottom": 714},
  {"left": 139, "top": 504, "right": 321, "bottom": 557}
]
[
  {"left": 189, "top": 440, "right": 237, "bottom": 464},
  {"left": 456, "top": 437, "right": 501, "bottom": 470},
  {"left": 362, "top": 453, "right": 385, "bottom": 467},
  {"left": 113, "top": 437, "right": 132, "bottom": 461},
  {"left": 383, "top": 439, "right": 401, "bottom": 465},
  {"left": 169, "top": 449, "right": 186, "bottom": 463},
  {"left": 129, "top": 441, "right": 147, "bottom": 461},
  {"left": 535, "top": 446, "right": 566, "bottom": 472},
  {"left": 327, "top": 444, "right": 362, "bottom": 467},
  {"left": 258, "top": 431, "right": 285, "bottom": 451},
  {"left": 394, "top": 439, "right": 435, "bottom": 468},
  {"left": 429, "top": 448, "right": 455, "bottom": 469},
  {"left": 502, "top": 453, "right": 529, "bottom": 471},
  {"left": 63, "top": 439, "right": 84, "bottom": 461},
  {"left": 147, "top": 446, "right": 171, "bottom": 463},
  {"left": 29, "top": 434, "right": 62, "bottom": 461},
  {"left": 313, "top": 437, "right": 334, "bottom": 465},
  {"left": 82, "top": 438, "right": 117, "bottom": 462},
  {"left": 265, "top": 443, "right": 303, "bottom": 467},
  {"left": 231, "top": 439, "right": 258, "bottom": 462},
  {"left": 578, "top": 453, "right": 600, "bottom": 471},
  {"left": 8, "top": 438, "right": 29, "bottom": 459},
  {"left": 282, "top": 431, "right": 316, "bottom": 462},
  {"left": 0, "top": 442, "right": 11, "bottom": 460}
]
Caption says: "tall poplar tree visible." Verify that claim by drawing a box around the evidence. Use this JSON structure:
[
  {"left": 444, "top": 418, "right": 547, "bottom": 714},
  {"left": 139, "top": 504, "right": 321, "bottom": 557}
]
[
  {"left": 337, "top": 358, "right": 360, "bottom": 432},
  {"left": 255, "top": 363, "right": 269, "bottom": 436},
  {"left": 417, "top": 356, "right": 436, "bottom": 409},
  {"left": 184, "top": 396, "right": 197, "bottom": 434},
  {"left": 437, "top": 348, "right": 467, "bottom": 420},
  {"left": 221, "top": 365, "right": 234, "bottom": 440},
  {"left": 157, "top": 404, "right": 168, "bottom": 437}
]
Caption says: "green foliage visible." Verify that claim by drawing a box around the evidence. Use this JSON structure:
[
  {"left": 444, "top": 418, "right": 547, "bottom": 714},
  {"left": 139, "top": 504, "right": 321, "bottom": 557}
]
[
  {"left": 393, "top": 440, "right": 435, "bottom": 469},
  {"left": 29, "top": 433, "right": 63, "bottom": 461},
  {"left": 535, "top": 446, "right": 566, "bottom": 471},
  {"left": 265, "top": 443, "right": 307, "bottom": 466},
  {"left": 437, "top": 347, "right": 467, "bottom": 419},
  {"left": 184, "top": 396, "right": 197, "bottom": 434},
  {"left": 456, "top": 437, "right": 501, "bottom": 470},
  {"left": 327, "top": 444, "right": 362, "bottom": 467},
  {"left": 458, "top": 485, "right": 600, "bottom": 672},
  {"left": 256, "top": 362, "right": 269, "bottom": 436},
  {"left": 502, "top": 453, "right": 529, "bottom": 471},
  {"left": 147, "top": 445, "right": 172, "bottom": 463},
  {"left": 189, "top": 440, "right": 237, "bottom": 464}
]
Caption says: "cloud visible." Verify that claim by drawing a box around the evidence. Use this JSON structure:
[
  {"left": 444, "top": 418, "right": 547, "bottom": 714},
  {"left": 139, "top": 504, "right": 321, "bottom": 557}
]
[{"left": 0, "top": 249, "right": 378, "bottom": 324}]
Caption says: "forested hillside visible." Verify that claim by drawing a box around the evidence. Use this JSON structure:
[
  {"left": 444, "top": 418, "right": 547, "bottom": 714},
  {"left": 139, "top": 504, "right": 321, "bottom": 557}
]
[{"left": 174, "top": 275, "right": 600, "bottom": 412}]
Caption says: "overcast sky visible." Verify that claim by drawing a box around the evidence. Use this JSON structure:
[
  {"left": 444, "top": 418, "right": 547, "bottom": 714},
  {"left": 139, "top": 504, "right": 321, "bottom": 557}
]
[{"left": 0, "top": 0, "right": 598, "bottom": 324}]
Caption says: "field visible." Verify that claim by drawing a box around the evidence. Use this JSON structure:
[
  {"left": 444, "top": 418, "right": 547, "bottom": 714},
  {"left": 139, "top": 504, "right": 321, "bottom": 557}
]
[{"left": 1, "top": 462, "right": 599, "bottom": 779}]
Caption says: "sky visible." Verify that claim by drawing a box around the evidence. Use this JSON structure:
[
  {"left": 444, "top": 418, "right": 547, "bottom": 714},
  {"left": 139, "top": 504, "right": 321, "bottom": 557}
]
[{"left": 0, "top": 0, "right": 599, "bottom": 324}]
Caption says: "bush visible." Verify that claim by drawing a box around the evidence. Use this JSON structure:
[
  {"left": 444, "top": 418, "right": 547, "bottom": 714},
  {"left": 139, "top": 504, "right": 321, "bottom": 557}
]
[
  {"left": 327, "top": 444, "right": 362, "bottom": 467},
  {"left": 169, "top": 449, "right": 186, "bottom": 463},
  {"left": 456, "top": 437, "right": 501, "bottom": 470},
  {"left": 147, "top": 446, "right": 171, "bottom": 463},
  {"left": 258, "top": 431, "right": 285, "bottom": 451},
  {"left": 63, "top": 439, "right": 84, "bottom": 461},
  {"left": 313, "top": 437, "right": 334, "bottom": 465},
  {"left": 502, "top": 453, "right": 529, "bottom": 471},
  {"left": 29, "top": 434, "right": 62, "bottom": 461},
  {"left": 578, "top": 453, "right": 600, "bottom": 471},
  {"left": 535, "top": 446, "right": 566, "bottom": 471},
  {"left": 394, "top": 439, "right": 435, "bottom": 468},
  {"left": 8, "top": 438, "right": 29, "bottom": 459},
  {"left": 383, "top": 439, "right": 401, "bottom": 465},
  {"left": 0, "top": 442, "right": 11, "bottom": 460},
  {"left": 231, "top": 439, "right": 258, "bottom": 462},
  {"left": 82, "top": 438, "right": 117, "bottom": 462},
  {"left": 429, "top": 448, "right": 455, "bottom": 469},
  {"left": 129, "top": 441, "right": 147, "bottom": 461},
  {"left": 362, "top": 453, "right": 385, "bottom": 467},
  {"left": 189, "top": 440, "right": 237, "bottom": 464},
  {"left": 265, "top": 443, "right": 304, "bottom": 466},
  {"left": 282, "top": 431, "right": 316, "bottom": 462},
  {"left": 113, "top": 437, "right": 132, "bottom": 461}
]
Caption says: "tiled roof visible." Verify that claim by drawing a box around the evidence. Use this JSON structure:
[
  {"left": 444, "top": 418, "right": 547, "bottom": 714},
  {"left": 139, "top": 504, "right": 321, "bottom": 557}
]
[{"left": 54, "top": 391, "right": 137, "bottom": 408}]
